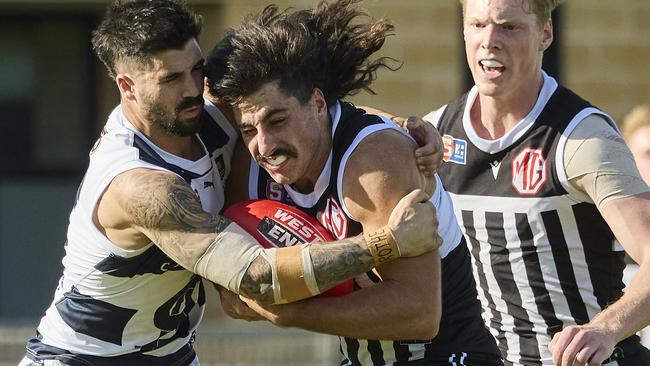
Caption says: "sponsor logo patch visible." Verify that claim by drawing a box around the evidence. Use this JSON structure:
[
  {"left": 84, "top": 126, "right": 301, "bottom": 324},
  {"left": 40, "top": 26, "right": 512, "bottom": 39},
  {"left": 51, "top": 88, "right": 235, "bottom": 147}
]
[
  {"left": 257, "top": 208, "right": 324, "bottom": 247},
  {"left": 442, "top": 134, "right": 467, "bottom": 165},
  {"left": 512, "top": 148, "right": 546, "bottom": 195}
]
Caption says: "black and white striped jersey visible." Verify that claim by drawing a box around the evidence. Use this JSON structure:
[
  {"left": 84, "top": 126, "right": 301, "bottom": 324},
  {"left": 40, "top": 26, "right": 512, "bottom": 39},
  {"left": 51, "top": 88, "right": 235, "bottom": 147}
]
[
  {"left": 26, "top": 100, "right": 238, "bottom": 366},
  {"left": 428, "top": 72, "right": 636, "bottom": 365},
  {"left": 249, "top": 101, "right": 501, "bottom": 365}
]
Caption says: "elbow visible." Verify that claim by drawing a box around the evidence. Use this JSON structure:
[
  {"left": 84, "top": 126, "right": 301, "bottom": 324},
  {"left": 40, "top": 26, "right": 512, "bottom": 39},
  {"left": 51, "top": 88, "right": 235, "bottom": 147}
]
[
  {"left": 402, "top": 298, "right": 441, "bottom": 340},
  {"left": 426, "top": 312, "right": 441, "bottom": 339},
  {"left": 414, "top": 306, "right": 441, "bottom": 340}
]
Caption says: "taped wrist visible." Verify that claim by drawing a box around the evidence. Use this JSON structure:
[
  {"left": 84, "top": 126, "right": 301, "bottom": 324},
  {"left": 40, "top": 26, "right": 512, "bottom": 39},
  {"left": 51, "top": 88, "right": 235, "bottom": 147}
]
[
  {"left": 364, "top": 227, "right": 401, "bottom": 266},
  {"left": 272, "top": 244, "right": 320, "bottom": 304},
  {"left": 193, "top": 223, "right": 321, "bottom": 304},
  {"left": 193, "top": 222, "right": 263, "bottom": 294}
]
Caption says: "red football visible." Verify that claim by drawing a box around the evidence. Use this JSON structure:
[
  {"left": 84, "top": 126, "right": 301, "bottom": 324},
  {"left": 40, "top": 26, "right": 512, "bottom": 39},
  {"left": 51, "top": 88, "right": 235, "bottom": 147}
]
[{"left": 224, "top": 199, "right": 354, "bottom": 297}]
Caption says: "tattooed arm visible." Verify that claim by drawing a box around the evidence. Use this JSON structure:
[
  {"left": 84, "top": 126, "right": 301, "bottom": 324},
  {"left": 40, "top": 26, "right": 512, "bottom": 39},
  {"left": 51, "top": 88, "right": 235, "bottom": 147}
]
[
  {"left": 96, "top": 168, "right": 433, "bottom": 304},
  {"left": 237, "top": 237, "right": 373, "bottom": 303}
]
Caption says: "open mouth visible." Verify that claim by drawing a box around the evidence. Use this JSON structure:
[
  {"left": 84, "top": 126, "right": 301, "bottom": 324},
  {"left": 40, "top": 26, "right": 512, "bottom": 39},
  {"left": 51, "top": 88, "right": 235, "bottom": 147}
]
[
  {"left": 265, "top": 154, "right": 288, "bottom": 167},
  {"left": 181, "top": 105, "right": 202, "bottom": 115},
  {"left": 480, "top": 59, "right": 505, "bottom": 74}
]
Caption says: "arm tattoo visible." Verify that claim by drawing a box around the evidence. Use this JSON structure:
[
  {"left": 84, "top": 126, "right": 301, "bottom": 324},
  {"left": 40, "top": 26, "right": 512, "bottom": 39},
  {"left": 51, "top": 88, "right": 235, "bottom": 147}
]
[
  {"left": 115, "top": 171, "right": 230, "bottom": 268},
  {"left": 239, "top": 256, "right": 274, "bottom": 303},
  {"left": 115, "top": 171, "right": 374, "bottom": 302},
  {"left": 239, "top": 236, "right": 374, "bottom": 303},
  {"left": 310, "top": 236, "right": 375, "bottom": 291}
]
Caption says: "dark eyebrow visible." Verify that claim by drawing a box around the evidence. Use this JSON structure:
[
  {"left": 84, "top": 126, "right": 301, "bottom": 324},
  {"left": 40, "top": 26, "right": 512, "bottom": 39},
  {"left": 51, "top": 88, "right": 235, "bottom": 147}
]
[
  {"left": 160, "top": 71, "right": 182, "bottom": 82},
  {"left": 160, "top": 59, "right": 205, "bottom": 81},
  {"left": 262, "top": 108, "right": 288, "bottom": 121},
  {"left": 239, "top": 107, "right": 288, "bottom": 129}
]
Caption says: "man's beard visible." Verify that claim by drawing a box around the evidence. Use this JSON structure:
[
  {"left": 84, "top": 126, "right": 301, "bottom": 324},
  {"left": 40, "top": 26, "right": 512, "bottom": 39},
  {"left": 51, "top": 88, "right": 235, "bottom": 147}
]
[{"left": 149, "top": 96, "right": 204, "bottom": 136}]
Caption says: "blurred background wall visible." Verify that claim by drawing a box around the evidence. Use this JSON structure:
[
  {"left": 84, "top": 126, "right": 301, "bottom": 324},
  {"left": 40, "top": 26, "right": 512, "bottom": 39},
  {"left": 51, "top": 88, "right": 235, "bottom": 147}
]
[{"left": 0, "top": 0, "right": 647, "bottom": 365}]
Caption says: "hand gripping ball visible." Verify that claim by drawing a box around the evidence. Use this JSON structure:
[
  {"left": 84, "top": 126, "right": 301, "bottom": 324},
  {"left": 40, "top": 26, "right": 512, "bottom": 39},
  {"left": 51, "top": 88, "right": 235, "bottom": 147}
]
[{"left": 224, "top": 199, "right": 354, "bottom": 297}]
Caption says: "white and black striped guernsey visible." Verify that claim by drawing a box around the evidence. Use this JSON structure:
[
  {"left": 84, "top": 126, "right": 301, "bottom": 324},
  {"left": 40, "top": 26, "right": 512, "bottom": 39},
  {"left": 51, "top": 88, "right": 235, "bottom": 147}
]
[
  {"left": 248, "top": 101, "right": 502, "bottom": 365},
  {"left": 429, "top": 73, "right": 640, "bottom": 365},
  {"left": 24, "top": 100, "right": 238, "bottom": 366}
]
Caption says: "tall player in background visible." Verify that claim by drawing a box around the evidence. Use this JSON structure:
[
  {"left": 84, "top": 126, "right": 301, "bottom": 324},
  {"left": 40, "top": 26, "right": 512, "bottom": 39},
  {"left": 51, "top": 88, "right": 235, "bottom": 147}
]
[
  {"left": 211, "top": 1, "right": 502, "bottom": 365},
  {"left": 18, "top": 1, "right": 443, "bottom": 365},
  {"left": 422, "top": 0, "right": 650, "bottom": 365}
]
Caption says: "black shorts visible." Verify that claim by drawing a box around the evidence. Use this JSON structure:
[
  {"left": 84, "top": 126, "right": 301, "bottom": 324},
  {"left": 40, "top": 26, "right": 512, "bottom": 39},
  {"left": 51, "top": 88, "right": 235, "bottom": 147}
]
[
  {"left": 616, "top": 345, "right": 650, "bottom": 366},
  {"left": 392, "top": 351, "right": 503, "bottom": 365}
]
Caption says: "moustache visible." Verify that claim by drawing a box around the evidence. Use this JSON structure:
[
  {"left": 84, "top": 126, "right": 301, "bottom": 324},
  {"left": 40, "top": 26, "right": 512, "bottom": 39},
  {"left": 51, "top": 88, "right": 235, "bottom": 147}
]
[
  {"left": 255, "top": 148, "right": 297, "bottom": 164},
  {"left": 176, "top": 96, "right": 204, "bottom": 112}
]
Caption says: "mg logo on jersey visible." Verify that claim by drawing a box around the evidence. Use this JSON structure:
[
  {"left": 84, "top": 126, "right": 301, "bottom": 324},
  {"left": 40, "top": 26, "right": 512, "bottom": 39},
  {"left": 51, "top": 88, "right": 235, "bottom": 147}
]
[
  {"left": 318, "top": 197, "right": 349, "bottom": 239},
  {"left": 442, "top": 134, "right": 467, "bottom": 165},
  {"left": 512, "top": 148, "right": 547, "bottom": 195}
]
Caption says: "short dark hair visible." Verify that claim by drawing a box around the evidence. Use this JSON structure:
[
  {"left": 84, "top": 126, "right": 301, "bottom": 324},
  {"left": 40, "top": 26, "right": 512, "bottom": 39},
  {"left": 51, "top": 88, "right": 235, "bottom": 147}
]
[
  {"left": 215, "top": 0, "right": 398, "bottom": 107},
  {"left": 92, "top": 0, "right": 202, "bottom": 78}
]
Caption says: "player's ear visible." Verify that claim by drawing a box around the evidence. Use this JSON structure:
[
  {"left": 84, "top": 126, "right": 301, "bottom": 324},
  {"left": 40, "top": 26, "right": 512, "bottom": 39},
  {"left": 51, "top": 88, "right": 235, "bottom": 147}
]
[
  {"left": 311, "top": 87, "right": 327, "bottom": 114},
  {"left": 540, "top": 18, "right": 553, "bottom": 52},
  {"left": 116, "top": 73, "right": 136, "bottom": 101}
]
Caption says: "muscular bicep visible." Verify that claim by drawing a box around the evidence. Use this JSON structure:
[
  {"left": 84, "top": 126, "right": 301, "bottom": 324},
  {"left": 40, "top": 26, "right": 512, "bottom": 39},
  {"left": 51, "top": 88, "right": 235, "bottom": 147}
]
[
  {"left": 341, "top": 130, "right": 442, "bottom": 329},
  {"left": 600, "top": 192, "right": 650, "bottom": 264},
  {"left": 106, "top": 169, "right": 231, "bottom": 269},
  {"left": 342, "top": 129, "right": 433, "bottom": 231}
]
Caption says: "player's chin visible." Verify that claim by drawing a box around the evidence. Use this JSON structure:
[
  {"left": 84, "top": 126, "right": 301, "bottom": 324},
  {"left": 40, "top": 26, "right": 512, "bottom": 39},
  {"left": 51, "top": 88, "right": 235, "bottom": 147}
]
[
  {"left": 262, "top": 161, "right": 294, "bottom": 183},
  {"left": 181, "top": 114, "right": 202, "bottom": 127},
  {"left": 268, "top": 171, "right": 294, "bottom": 186}
]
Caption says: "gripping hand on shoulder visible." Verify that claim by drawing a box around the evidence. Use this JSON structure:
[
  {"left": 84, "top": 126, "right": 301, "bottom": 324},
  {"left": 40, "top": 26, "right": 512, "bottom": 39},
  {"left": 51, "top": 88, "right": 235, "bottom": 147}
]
[
  {"left": 388, "top": 189, "right": 442, "bottom": 257},
  {"left": 405, "top": 116, "right": 444, "bottom": 177}
]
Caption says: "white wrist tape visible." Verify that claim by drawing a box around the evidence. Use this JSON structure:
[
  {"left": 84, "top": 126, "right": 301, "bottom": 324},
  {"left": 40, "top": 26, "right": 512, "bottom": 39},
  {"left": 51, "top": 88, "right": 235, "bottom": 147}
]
[
  {"left": 193, "top": 222, "right": 263, "bottom": 293},
  {"left": 301, "top": 244, "right": 320, "bottom": 296}
]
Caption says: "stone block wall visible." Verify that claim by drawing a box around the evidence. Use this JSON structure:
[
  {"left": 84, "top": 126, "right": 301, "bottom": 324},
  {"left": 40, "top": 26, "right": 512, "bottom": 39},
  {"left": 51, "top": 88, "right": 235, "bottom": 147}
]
[{"left": 204, "top": 0, "right": 648, "bottom": 122}]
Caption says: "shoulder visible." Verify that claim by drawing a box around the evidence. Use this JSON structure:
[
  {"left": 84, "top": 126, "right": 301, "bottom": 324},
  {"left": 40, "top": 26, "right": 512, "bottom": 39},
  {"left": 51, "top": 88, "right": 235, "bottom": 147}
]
[
  {"left": 111, "top": 168, "right": 187, "bottom": 199},
  {"left": 348, "top": 127, "right": 415, "bottom": 168},
  {"left": 423, "top": 105, "right": 448, "bottom": 127},
  {"left": 567, "top": 113, "right": 620, "bottom": 141},
  {"left": 104, "top": 168, "right": 197, "bottom": 229},
  {"left": 97, "top": 168, "right": 191, "bottom": 249},
  {"left": 342, "top": 128, "right": 426, "bottom": 222}
]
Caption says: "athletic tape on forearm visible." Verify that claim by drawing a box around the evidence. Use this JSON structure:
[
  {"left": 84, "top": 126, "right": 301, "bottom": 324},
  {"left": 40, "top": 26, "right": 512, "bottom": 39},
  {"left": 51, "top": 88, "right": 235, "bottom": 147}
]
[
  {"left": 193, "top": 222, "right": 263, "bottom": 294},
  {"left": 301, "top": 244, "right": 320, "bottom": 296},
  {"left": 274, "top": 244, "right": 320, "bottom": 303},
  {"left": 364, "top": 227, "right": 400, "bottom": 266},
  {"left": 193, "top": 223, "right": 320, "bottom": 304}
]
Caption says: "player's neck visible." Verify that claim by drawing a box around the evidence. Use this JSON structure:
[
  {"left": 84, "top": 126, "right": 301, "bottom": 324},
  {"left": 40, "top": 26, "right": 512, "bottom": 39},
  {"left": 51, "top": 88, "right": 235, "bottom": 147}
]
[
  {"left": 291, "top": 131, "right": 332, "bottom": 194},
  {"left": 471, "top": 82, "right": 542, "bottom": 140}
]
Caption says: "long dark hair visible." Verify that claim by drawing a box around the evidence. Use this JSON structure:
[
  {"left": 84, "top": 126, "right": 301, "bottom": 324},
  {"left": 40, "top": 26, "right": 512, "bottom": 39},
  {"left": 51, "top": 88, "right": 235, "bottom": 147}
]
[{"left": 214, "top": 0, "right": 399, "bottom": 106}]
